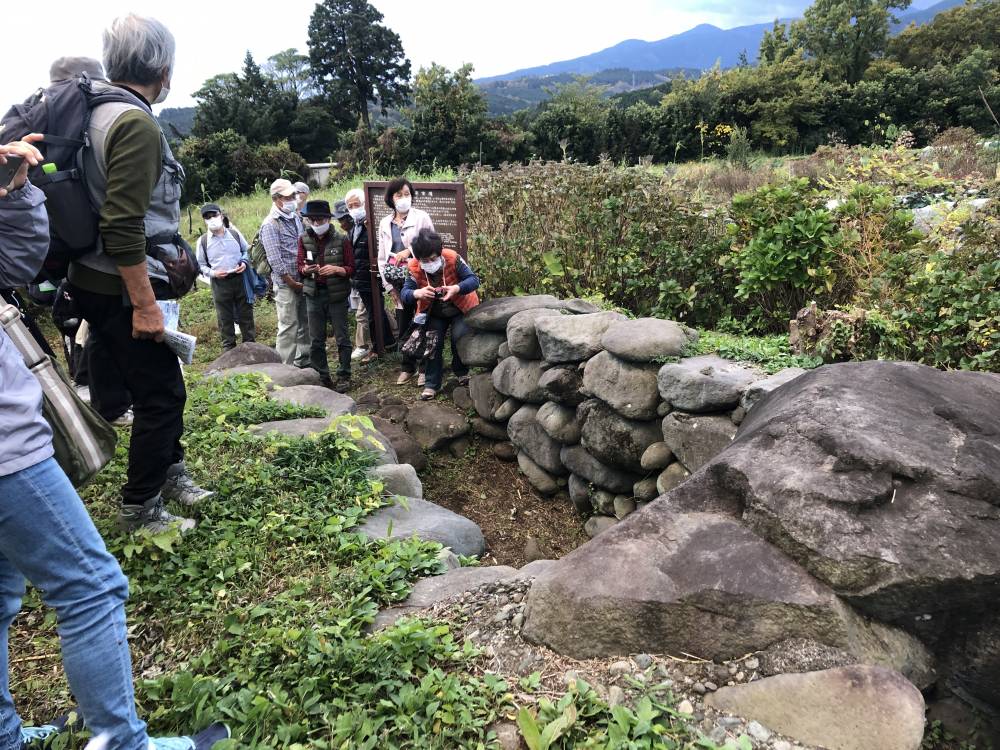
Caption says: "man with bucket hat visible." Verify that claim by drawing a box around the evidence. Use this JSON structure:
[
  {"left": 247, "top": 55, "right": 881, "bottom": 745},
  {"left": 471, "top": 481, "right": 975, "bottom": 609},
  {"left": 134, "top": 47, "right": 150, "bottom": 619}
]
[{"left": 297, "top": 199, "right": 355, "bottom": 390}]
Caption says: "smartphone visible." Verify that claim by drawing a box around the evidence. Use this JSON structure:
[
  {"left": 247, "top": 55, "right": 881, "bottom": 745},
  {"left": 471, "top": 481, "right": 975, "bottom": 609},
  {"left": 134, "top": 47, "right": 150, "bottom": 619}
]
[{"left": 0, "top": 154, "right": 25, "bottom": 191}]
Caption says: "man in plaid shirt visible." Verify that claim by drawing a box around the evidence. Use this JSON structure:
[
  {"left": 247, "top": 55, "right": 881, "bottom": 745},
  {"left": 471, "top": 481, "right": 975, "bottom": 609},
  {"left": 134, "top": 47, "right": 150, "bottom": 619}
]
[{"left": 260, "top": 178, "right": 309, "bottom": 366}]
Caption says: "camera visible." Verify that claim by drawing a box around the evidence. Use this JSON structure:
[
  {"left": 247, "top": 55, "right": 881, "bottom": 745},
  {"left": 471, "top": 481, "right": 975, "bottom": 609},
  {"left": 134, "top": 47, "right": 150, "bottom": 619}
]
[{"left": 433, "top": 288, "right": 444, "bottom": 299}]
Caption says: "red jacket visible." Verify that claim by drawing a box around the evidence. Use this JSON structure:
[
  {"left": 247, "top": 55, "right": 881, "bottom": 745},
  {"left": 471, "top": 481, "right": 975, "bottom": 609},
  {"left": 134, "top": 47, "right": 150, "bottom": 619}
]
[{"left": 407, "top": 249, "right": 480, "bottom": 315}]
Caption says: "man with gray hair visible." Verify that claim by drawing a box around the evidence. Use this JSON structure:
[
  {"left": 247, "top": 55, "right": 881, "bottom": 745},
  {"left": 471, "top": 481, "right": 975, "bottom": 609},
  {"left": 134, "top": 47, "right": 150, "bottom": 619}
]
[
  {"left": 293, "top": 181, "right": 310, "bottom": 214},
  {"left": 67, "top": 14, "right": 213, "bottom": 534}
]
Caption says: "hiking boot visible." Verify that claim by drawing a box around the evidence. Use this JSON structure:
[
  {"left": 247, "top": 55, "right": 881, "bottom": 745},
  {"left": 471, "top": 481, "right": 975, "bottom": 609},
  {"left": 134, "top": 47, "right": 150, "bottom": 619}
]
[
  {"left": 333, "top": 377, "right": 351, "bottom": 393},
  {"left": 161, "top": 462, "right": 214, "bottom": 506},
  {"left": 149, "top": 722, "right": 232, "bottom": 750},
  {"left": 319, "top": 376, "right": 335, "bottom": 389},
  {"left": 117, "top": 495, "right": 196, "bottom": 534}
]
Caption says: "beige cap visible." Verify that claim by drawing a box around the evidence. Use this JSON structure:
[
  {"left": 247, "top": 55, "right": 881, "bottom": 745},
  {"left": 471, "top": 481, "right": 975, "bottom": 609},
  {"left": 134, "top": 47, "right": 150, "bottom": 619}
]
[{"left": 269, "top": 178, "right": 296, "bottom": 198}]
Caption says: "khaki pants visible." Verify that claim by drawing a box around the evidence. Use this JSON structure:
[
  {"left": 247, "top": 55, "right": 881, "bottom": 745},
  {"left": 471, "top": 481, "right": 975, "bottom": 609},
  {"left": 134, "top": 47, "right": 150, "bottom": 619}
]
[
  {"left": 274, "top": 285, "right": 310, "bottom": 366},
  {"left": 354, "top": 298, "right": 373, "bottom": 349}
]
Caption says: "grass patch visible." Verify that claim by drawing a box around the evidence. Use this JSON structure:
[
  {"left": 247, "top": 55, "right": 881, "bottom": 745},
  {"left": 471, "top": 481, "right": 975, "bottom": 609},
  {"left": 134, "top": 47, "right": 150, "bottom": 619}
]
[{"left": 689, "top": 330, "right": 823, "bottom": 374}]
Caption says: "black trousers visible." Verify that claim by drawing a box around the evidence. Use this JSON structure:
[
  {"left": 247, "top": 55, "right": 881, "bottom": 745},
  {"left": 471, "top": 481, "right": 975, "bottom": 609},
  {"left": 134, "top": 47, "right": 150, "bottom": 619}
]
[
  {"left": 211, "top": 274, "right": 255, "bottom": 351},
  {"left": 70, "top": 285, "right": 185, "bottom": 505},
  {"left": 84, "top": 330, "right": 132, "bottom": 422},
  {"left": 357, "top": 286, "right": 396, "bottom": 351}
]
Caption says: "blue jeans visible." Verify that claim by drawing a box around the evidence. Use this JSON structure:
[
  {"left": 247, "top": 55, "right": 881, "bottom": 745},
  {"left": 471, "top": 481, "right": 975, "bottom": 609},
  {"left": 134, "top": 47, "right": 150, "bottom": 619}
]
[
  {"left": 0, "top": 458, "right": 148, "bottom": 750},
  {"left": 425, "top": 315, "right": 470, "bottom": 391}
]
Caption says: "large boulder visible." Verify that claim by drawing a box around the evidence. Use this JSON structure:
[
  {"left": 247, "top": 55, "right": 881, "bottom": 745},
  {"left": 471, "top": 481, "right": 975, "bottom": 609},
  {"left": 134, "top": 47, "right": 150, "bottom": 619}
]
[
  {"left": 578, "top": 400, "right": 662, "bottom": 472},
  {"left": 369, "top": 463, "right": 423, "bottom": 499},
  {"left": 268, "top": 385, "right": 356, "bottom": 417},
  {"left": 464, "top": 295, "right": 564, "bottom": 331},
  {"left": 536, "top": 401, "right": 581, "bottom": 444},
  {"left": 251, "top": 418, "right": 398, "bottom": 466},
  {"left": 471, "top": 417, "right": 510, "bottom": 441},
  {"left": 521, "top": 510, "right": 932, "bottom": 686},
  {"left": 469, "top": 373, "right": 504, "bottom": 421},
  {"left": 374, "top": 566, "right": 519, "bottom": 629},
  {"left": 357, "top": 497, "right": 485, "bottom": 557},
  {"left": 507, "top": 405, "right": 567, "bottom": 476},
  {"left": 660, "top": 412, "right": 737, "bottom": 472},
  {"left": 455, "top": 330, "right": 506, "bottom": 368},
  {"left": 207, "top": 342, "right": 281, "bottom": 371},
  {"left": 405, "top": 402, "right": 470, "bottom": 451},
  {"left": 657, "top": 355, "right": 758, "bottom": 412},
  {"left": 536, "top": 312, "right": 627, "bottom": 363},
  {"left": 216, "top": 363, "right": 322, "bottom": 389},
  {"left": 370, "top": 417, "right": 426, "bottom": 470},
  {"left": 492, "top": 356, "right": 546, "bottom": 404},
  {"left": 537, "top": 364, "right": 586, "bottom": 407},
  {"left": 600, "top": 318, "right": 692, "bottom": 364},
  {"left": 581, "top": 351, "right": 661, "bottom": 420},
  {"left": 507, "top": 308, "right": 565, "bottom": 359},
  {"left": 705, "top": 666, "right": 926, "bottom": 750},
  {"left": 663, "top": 361, "right": 1000, "bottom": 707},
  {"left": 741, "top": 367, "right": 808, "bottom": 412},
  {"left": 559, "top": 445, "right": 641, "bottom": 495}
]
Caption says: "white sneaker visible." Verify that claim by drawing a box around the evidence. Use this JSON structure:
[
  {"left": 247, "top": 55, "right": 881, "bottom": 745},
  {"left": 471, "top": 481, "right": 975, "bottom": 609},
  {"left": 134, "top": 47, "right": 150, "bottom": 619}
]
[
  {"left": 351, "top": 347, "right": 371, "bottom": 361},
  {"left": 111, "top": 409, "right": 134, "bottom": 427}
]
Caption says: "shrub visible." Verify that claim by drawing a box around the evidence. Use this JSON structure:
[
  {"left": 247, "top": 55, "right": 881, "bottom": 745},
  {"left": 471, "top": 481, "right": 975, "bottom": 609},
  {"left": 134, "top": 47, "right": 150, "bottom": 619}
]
[
  {"left": 464, "top": 161, "right": 735, "bottom": 325},
  {"left": 726, "top": 179, "right": 844, "bottom": 331}
]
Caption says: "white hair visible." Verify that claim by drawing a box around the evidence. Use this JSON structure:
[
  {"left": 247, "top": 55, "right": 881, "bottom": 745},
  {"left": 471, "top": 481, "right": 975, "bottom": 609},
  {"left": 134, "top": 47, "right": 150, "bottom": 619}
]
[
  {"left": 345, "top": 188, "right": 365, "bottom": 206},
  {"left": 103, "top": 15, "right": 175, "bottom": 86}
]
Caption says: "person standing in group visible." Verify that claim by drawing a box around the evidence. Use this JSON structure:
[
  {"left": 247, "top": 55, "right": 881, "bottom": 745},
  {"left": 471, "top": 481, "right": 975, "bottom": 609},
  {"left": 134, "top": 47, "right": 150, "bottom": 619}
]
[
  {"left": 66, "top": 14, "right": 212, "bottom": 533},
  {"left": 377, "top": 177, "right": 434, "bottom": 385},
  {"left": 298, "top": 200, "right": 355, "bottom": 391},
  {"left": 402, "top": 229, "right": 480, "bottom": 400},
  {"left": 0, "top": 94, "right": 230, "bottom": 750},
  {"left": 345, "top": 187, "right": 393, "bottom": 363},
  {"left": 196, "top": 202, "right": 255, "bottom": 352},
  {"left": 260, "top": 178, "right": 310, "bottom": 367},
  {"left": 293, "top": 181, "right": 310, "bottom": 214}
]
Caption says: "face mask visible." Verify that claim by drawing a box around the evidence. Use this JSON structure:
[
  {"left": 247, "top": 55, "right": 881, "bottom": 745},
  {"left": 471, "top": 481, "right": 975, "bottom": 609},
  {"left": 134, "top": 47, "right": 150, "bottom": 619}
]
[
  {"left": 349, "top": 207, "right": 366, "bottom": 223},
  {"left": 153, "top": 85, "right": 170, "bottom": 105},
  {"left": 420, "top": 258, "right": 443, "bottom": 274},
  {"left": 311, "top": 222, "right": 330, "bottom": 236},
  {"left": 281, "top": 200, "right": 297, "bottom": 214},
  {"left": 394, "top": 197, "right": 411, "bottom": 214},
  {"left": 205, "top": 216, "right": 224, "bottom": 231}
]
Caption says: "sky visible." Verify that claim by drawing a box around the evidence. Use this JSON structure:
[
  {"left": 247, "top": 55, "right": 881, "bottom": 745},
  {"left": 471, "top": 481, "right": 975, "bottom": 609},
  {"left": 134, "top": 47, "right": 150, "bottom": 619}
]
[{"left": 2, "top": 0, "right": 940, "bottom": 114}]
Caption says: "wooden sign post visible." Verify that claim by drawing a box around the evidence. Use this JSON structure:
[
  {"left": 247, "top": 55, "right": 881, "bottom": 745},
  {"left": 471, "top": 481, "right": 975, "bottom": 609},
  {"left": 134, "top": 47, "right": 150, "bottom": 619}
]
[{"left": 363, "top": 181, "right": 468, "bottom": 355}]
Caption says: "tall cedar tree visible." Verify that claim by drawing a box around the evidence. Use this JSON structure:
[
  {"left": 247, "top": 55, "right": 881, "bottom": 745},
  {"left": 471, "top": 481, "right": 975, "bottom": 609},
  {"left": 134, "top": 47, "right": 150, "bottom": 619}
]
[{"left": 308, "top": 0, "right": 411, "bottom": 128}]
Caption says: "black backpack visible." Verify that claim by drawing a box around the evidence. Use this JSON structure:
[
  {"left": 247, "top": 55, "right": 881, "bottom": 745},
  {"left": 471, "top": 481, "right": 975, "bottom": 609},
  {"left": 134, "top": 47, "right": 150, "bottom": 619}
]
[{"left": 0, "top": 74, "right": 143, "bottom": 282}]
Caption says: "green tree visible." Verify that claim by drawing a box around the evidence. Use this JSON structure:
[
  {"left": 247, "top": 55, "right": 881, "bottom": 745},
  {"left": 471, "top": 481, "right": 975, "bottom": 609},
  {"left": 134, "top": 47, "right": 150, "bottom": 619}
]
[
  {"left": 407, "top": 63, "right": 489, "bottom": 168},
  {"left": 263, "top": 48, "right": 315, "bottom": 98},
  {"left": 529, "top": 79, "right": 610, "bottom": 162},
  {"left": 791, "top": 0, "right": 911, "bottom": 83},
  {"left": 307, "top": 0, "right": 411, "bottom": 129},
  {"left": 758, "top": 20, "right": 799, "bottom": 66},
  {"left": 889, "top": 0, "right": 1000, "bottom": 69}
]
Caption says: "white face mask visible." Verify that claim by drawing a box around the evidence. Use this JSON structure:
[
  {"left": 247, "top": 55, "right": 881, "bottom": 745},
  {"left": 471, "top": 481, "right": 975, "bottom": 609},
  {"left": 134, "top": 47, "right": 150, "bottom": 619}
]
[
  {"left": 311, "top": 222, "right": 330, "bottom": 236},
  {"left": 205, "top": 216, "right": 224, "bottom": 232},
  {"left": 394, "top": 197, "right": 411, "bottom": 214},
  {"left": 281, "top": 199, "right": 297, "bottom": 214},
  {"left": 349, "top": 207, "right": 366, "bottom": 223},
  {"left": 153, "top": 85, "right": 170, "bottom": 105},
  {"left": 420, "top": 258, "right": 443, "bottom": 274}
]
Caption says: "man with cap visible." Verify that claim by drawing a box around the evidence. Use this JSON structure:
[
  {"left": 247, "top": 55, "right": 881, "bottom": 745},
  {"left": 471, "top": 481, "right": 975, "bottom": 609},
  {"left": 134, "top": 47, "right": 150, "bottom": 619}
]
[
  {"left": 293, "top": 182, "right": 310, "bottom": 214},
  {"left": 195, "top": 203, "right": 255, "bottom": 351},
  {"left": 260, "top": 178, "right": 309, "bottom": 366},
  {"left": 297, "top": 199, "right": 355, "bottom": 390}
]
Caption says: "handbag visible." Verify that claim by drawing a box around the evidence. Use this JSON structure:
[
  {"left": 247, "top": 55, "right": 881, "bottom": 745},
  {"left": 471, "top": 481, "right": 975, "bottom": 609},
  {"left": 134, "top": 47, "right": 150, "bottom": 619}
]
[
  {"left": 382, "top": 255, "right": 410, "bottom": 290},
  {"left": 0, "top": 302, "right": 117, "bottom": 487},
  {"left": 400, "top": 322, "right": 441, "bottom": 362}
]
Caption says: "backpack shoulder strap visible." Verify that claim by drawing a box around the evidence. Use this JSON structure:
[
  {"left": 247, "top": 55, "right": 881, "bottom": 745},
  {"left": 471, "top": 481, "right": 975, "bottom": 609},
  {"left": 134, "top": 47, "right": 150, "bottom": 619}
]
[{"left": 199, "top": 234, "right": 212, "bottom": 269}]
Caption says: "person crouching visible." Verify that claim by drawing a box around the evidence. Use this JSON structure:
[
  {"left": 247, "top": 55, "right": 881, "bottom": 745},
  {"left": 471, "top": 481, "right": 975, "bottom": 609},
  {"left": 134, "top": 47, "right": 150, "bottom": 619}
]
[
  {"left": 402, "top": 229, "right": 480, "bottom": 400},
  {"left": 297, "top": 200, "right": 355, "bottom": 391}
]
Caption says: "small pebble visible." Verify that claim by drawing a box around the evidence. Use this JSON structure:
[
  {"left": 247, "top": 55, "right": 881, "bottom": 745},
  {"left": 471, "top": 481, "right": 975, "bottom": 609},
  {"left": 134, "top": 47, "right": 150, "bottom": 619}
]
[
  {"left": 744, "top": 657, "right": 759, "bottom": 671},
  {"left": 772, "top": 741, "right": 793, "bottom": 750},
  {"left": 708, "top": 726, "right": 727, "bottom": 744},
  {"left": 677, "top": 700, "right": 694, "bottom": 715},
  {"left": 564, "top": 670, "right": 580, "bottom": 685},
  {"left": 705, "top": 681, "right": 718, "bottom": 692},
  {"left": 700, "top": 718, "right": 714, "bottom": 732},
  {"left": 609, "top": 660, "right": 631, "bottom": 676},
  {"left": 512, "top": 613, "right": 524, "bottom": 630},
  {"left": 718, "top": 717, "right": 742, "bottom": 730},
  {"left": 608, "top": 686, "right": 625, "bottom": 707},
  {"left": 735, "top": 671, "right": 745, "bottom": 682},
  {"left": 747, "top": 721, "right": 771, "bottom": 742},
  {"left": 467, "top": 629, "right": 481, "bottom": 641},
  {"left": 692, "top": 682, "right": 707, "bottom": 695},
  {"left": 715, "top": 666, "right": 731, "bottom": 682},
  {"left": 728, "top": 663, "right": 738, "bottom": 675},
  {"left": 634, "top": 653, "right": 653, "bottom": 670},
  {"left": 512, "top": 592, "right": 524, "bottom": 604},
  {"left": 727, "top": 680, "right": 735, "bottom": 687}
]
